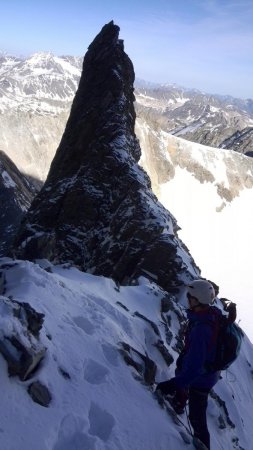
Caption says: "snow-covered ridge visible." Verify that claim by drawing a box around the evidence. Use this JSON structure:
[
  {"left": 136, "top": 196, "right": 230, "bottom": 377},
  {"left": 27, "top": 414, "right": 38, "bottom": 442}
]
[{"left": 0, "top": 258, "right": 252, "bottom": 450}]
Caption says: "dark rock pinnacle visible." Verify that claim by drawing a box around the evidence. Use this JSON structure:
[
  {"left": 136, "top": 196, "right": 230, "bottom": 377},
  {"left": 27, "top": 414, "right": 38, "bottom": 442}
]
[{"left": 13, "top": 21, "right": 199, "bottom": 290}]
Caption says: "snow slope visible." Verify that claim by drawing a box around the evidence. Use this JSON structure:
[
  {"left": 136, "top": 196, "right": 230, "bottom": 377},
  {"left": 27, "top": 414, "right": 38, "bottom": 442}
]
[
  {"left": 159, "top": 158, "right": 253, "bottom": 341},
  {"left": 0, "top": 258, "right": 253, "bottom": 450},
  {"left": 137, "top": 128, "right": 253, "bottom": 343}
]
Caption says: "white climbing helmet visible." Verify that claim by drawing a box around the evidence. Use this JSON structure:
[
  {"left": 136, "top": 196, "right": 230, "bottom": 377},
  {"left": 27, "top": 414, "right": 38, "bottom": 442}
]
[{"left": 187, "top": 279, "right": 215, "bottom": 305}]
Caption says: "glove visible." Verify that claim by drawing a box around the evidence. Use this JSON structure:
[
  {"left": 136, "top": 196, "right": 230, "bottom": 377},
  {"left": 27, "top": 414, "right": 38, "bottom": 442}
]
[
  {"left": 156, "top": 381, "right": 188, "bottom": 415},
  {"left": 173, "top": 388, "right": 188, "bottom": 412},
  {"left": 221, "top": 298, "right": 237, "bottom": 323},
  {"left": 155, "top": 378, "right": 177, "bottom": 396},
  {"left": 226, "top": 302, "right": 237, "bottom": 323}
]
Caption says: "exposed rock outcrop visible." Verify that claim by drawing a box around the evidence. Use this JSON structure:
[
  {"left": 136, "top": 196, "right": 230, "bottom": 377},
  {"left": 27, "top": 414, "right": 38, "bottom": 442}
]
[
  {"left": 13, "top": 21, "right": 199, "bottom": 291},
  {"left": 0, "top": 296, "right": 46, "bottom": 380},
  {"left": 28, "top": 381, "right": 52, "bottom": 407},
  {"left": 0, "top": 150, "right": 38, "bottom": 256}
]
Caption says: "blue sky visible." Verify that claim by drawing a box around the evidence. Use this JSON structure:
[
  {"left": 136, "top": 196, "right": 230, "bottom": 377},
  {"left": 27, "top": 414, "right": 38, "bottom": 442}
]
[{"left": 1, "top": 0, "right": 253, "bottom": 99}]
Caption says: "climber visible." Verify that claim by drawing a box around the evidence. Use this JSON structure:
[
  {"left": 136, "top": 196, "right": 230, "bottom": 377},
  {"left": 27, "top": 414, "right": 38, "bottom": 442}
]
[{"left": 156, "top": 279, "right": 222, "bottom": 450}]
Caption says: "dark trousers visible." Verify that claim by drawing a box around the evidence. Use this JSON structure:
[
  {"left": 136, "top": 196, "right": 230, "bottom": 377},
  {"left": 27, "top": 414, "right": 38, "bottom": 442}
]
[{"left": 189, "top": 387, "right": 210, "bottom": 450}]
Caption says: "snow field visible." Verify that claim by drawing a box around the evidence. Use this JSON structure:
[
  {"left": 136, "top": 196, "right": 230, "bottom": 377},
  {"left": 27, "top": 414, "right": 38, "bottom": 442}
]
[{"left": 0, "top": 259, "right": 252, "bottom": 449}]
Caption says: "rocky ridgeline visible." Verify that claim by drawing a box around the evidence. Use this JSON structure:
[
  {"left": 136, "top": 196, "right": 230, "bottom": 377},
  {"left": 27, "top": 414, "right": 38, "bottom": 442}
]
[
  {"left": 0, "top": 265, "right": 50, "bottom": 406},
  {"left": 135, "top": 83, "right": 253, "bottom": 155},
  {"left": 0, "top": 151, "right": 39, "bottom": 256},
  {"left": 135, "top": 118, "right": 253, "bottom": 206},
  {"left": 13, "top": 22, "right": 199, "bottom": 291}
]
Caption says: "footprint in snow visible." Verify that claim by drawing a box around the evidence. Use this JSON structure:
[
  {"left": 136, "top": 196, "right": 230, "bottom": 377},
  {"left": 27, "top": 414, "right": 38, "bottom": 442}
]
[
  {"left": 88, "top": 402, "right": 115, "bottom": 442},
  {"left": 83, "top": 359, "right": 110, "bottom": 384},
  {"left": 53, "top": 413, "right": 97, "bottom": 450},
  {"left": 102, "top": 343, "right": 119, "bottom": 367},
  {"left": 72, "top": 316, "right": 95, "bottom": 335},
  {"left": 54, "top": 431, "right": 96, "bottom": 450}
]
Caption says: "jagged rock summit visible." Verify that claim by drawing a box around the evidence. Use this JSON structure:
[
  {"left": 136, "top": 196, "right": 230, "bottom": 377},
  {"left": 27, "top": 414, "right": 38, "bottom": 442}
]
[{"left": 13, "top": 21, "right": 199, "bottom": 290}]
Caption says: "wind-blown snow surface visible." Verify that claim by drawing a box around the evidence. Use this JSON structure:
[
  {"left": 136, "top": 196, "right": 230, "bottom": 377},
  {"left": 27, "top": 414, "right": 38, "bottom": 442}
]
[
  {"left": 137, "top": 129, "right": 253, "bottom": 342},
  {"left": 1, "top": 258, "right": 253, "bottom": 450}
]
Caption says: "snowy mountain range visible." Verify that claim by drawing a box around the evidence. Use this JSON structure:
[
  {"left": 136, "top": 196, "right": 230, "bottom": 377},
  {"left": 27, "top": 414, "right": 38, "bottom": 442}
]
[
  {"left": 0, "top": 52, "right": 82, "bottom": 181},
  {"left": 0, "top": 52, "right": 82, "bottom": 114},
  {"left": 0, "top": 51, "right": 252, "bottom": 182},
  {"left": 135, "top": 81, "right": 253, "bottom": 155}
]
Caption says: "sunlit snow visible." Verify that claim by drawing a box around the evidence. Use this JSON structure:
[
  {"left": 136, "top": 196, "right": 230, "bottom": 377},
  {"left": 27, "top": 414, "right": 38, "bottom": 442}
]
[
  {"left": 159, "top": 165, "right": 253, "bottom": 342},
  {"left": 0, "top": 259, "right": 253, "bottom": 450}
]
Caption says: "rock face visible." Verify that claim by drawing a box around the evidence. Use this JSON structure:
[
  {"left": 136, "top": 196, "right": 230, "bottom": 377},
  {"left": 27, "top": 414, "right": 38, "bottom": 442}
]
[
  {"left": 28, "top": 381, "right": 52, "bottom": 407},
  {"left": 13, "top": 22, "right": 199, "bottom": 291},
  {"left": 0, "top": 150, "right": 38, "bottom": 256},
  {"left": 0, "top": 294, "right": 46, "bottom": 381}
]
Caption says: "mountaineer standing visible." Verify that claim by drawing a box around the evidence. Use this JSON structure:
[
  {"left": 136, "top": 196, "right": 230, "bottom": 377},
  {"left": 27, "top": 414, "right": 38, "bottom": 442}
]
[{"left": 156, "top": 280, "right": 222, "bottom": 450}]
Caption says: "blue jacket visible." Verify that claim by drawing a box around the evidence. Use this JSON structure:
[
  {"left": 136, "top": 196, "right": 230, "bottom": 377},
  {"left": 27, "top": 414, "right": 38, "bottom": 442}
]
[{"left": 173, "top": 306, "right": 221, "bottom": 390}]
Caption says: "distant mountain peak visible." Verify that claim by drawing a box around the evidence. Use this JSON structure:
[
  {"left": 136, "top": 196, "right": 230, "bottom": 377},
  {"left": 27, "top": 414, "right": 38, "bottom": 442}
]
[{"left": 27, "top": 51, "right": 55, "bottom": 64}]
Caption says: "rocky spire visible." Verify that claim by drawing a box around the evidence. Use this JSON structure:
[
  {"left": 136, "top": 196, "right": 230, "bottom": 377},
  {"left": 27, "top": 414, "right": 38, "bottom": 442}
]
[
  {"left": 13, "top": 21, "right": 199, "bottom": 290},
  {"left": 46, "top": 21, "right": 140, "bottom": 184}
]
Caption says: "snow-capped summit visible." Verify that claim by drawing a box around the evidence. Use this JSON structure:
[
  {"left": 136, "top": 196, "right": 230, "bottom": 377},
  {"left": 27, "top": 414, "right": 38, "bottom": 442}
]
[
  {"left": 20, "top": 52, "right": 82, "bottom": 77},
  {"left": 26, "top": 51, "right": 55, "bottom": 65}
]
